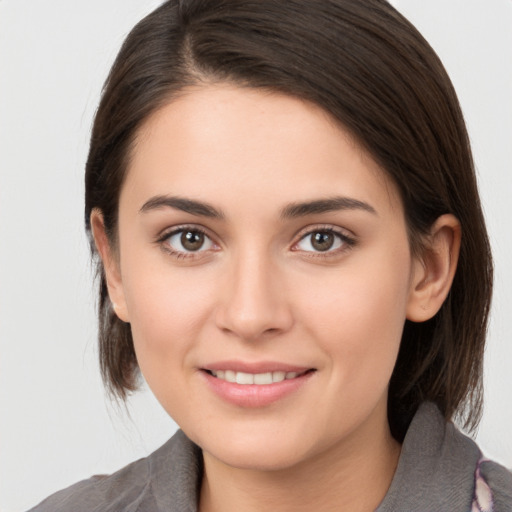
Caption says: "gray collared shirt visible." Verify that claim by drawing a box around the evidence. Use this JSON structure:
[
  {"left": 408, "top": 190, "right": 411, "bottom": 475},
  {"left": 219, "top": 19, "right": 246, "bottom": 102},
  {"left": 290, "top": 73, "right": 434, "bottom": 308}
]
[{"left": 29, "top": 403, "right": 512, "bottom": 511}]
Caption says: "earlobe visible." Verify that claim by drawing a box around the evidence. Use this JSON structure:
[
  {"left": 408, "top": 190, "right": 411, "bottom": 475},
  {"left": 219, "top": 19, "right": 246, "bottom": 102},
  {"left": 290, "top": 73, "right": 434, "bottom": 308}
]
[
  {"left": 406, "top": 214, "right": 461, "bottom": 323},
  {"left": 90, "top": 209, "right": 130, "bottom": 323}
]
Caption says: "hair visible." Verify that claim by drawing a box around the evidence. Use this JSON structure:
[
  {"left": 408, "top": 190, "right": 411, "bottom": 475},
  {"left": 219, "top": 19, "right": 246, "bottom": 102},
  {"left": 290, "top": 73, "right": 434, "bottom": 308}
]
[{"left": 85, "top": 0, "right": 492, "bottom": 440}]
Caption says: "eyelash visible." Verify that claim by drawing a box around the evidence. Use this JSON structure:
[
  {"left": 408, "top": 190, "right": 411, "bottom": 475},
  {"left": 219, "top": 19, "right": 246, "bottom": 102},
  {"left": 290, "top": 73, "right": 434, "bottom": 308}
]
[
  {"left": 156, "top": 225, "right": 216, "bottom": 260},
  {"left": 292, "top": 226, "right": 356, "bottom": 257},
  {"left": 155, "top": 224, "right": 356, "bottom": 260}
]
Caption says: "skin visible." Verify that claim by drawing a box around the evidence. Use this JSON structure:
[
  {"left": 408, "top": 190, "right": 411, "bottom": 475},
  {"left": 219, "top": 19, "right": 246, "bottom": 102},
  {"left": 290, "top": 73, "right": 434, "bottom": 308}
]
[{"left": 92, "top": 84, "right": 460, "bottom": 512}]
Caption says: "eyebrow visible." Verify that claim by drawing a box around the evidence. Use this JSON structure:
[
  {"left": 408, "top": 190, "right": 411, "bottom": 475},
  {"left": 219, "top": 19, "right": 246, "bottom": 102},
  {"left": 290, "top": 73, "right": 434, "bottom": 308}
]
[
  {"left": 139, "top": 194, "right": 376, "bottom": 220},
  {"left": 139, "top": 195, "right": 225, "bottom": 219},
  {"left": 280, "top": 197, "right": 377, "bottom": 218}
]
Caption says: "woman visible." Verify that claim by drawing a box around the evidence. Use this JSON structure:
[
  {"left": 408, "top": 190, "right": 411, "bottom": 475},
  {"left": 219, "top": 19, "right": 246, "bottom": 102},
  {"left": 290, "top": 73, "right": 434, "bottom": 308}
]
[{"left": 30, "top": 0, "right": 512, "bottom": 510}]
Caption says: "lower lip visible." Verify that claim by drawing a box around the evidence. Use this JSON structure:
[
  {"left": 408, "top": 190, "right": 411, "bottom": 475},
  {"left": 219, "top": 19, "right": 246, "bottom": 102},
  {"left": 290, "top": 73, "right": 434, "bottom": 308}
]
[{"left": 201, "top": 370, "right": 315, "bottom": 408}]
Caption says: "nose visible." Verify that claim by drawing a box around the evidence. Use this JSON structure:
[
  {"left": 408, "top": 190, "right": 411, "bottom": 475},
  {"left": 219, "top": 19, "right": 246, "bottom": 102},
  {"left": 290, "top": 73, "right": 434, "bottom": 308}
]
[{"left": 215, "top": 249, "right": 294, "bottom": 341}]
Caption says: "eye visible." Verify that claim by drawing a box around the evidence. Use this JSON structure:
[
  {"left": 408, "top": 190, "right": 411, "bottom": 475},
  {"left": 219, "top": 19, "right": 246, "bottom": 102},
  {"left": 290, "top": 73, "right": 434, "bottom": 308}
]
[
  {"left": 164, "top": 228, "right": 215, "bottom": 254},
  {"left": 294, "top": 229, "right": 352, "bottom": 253}
]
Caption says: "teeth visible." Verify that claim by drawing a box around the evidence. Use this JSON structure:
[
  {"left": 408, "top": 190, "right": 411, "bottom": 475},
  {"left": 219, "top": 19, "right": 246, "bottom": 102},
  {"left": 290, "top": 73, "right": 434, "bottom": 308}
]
[
  {"left": 254, "top": 372, "right": 272, "bottom": 385},
  {"left": 225, "top": 370, "right": 236, "bottom": 383},
  {"left": 210, "top": 369, "right": 303, "bottom": 385},
  {"left": 273, "top": 371, "right": 286, "bottom": 382},
  {"left": 236, "top": 372, "right": 254, "bottom": 385}
]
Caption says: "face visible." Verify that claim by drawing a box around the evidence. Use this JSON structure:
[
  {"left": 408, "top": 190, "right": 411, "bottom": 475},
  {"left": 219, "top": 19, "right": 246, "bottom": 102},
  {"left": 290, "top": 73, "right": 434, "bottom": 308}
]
[{"left": 106, "top": 85, "right": 423, "bottom": 471}]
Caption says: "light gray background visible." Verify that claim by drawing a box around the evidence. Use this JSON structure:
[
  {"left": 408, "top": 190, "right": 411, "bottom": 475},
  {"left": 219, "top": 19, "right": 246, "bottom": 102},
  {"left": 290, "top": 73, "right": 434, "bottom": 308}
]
[{"left": 1, "top": 1, "right": 511, "bottom": 511}]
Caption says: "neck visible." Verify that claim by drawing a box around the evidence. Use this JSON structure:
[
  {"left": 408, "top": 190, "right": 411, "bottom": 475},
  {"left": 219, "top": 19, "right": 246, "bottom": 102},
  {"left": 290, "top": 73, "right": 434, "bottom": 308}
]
[{"left": 199, "top": 404, "right": 401, "bottom": 512}]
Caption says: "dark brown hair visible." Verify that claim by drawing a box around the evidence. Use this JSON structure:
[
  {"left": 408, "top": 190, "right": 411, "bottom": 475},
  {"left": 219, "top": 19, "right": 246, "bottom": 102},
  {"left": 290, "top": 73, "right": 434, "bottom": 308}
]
[{"left": 85, "top": 0, "right": 492, "bottom": 439}]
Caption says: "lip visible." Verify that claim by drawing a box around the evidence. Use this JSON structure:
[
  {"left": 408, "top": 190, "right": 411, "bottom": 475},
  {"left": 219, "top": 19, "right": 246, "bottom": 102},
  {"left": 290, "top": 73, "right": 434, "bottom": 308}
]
[
  {"left": 204, "top": 360, "right": 311, "bottom": 374},
  {"left": 199, "top": 360, "right": 316, "bottom": 408}
]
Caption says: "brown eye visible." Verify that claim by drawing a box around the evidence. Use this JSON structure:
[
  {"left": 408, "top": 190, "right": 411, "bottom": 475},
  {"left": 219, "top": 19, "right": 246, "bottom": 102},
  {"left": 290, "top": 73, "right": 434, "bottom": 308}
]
[
  {"left": 311, "top": 232, "right": 335, "bottom": 251},
  {"left": 181, "top": 230, "right": 205, "bottom": 251},
  {"left": 295, "top": 230, "right": 347, "bottom": 253},
  {"left": 165, "top": 228, "right": 214, "bottom": 254}
]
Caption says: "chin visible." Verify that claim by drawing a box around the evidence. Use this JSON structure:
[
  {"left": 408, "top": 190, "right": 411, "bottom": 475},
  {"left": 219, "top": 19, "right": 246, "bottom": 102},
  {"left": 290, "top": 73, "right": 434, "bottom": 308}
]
[
  {"left": 207, "top": 441, "right": 309, "bottom": 472},
  {"left": 188, "top": 420, "right": 330, "bottom": 472}
]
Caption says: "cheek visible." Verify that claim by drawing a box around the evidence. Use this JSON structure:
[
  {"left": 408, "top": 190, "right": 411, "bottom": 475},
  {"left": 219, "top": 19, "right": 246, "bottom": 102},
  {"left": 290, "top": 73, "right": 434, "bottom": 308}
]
[
  {"left": 298, "top": 247, "right": 411, "bottom": 379},
  {"left": 123, "top": 268, "right": 220, "bottom": 421},
  {"left": 121, "top": 259, "right": 216, "bottom": 374}
]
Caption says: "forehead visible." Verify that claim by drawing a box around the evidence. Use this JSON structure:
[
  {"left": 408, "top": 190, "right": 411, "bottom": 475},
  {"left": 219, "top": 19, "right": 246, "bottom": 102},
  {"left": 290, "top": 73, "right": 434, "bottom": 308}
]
[{"left": 124, "top": 84, "right": 402, "bottom": 217}]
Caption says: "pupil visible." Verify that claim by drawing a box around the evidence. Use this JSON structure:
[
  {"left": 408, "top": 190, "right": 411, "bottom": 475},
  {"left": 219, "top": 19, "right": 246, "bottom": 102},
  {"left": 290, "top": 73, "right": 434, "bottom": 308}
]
[
  {"left": 311, "top": 232, "right": 334, "bottom": 251},
  {"left": 181, "top": 231, "right": 204, "bottom": 251}
]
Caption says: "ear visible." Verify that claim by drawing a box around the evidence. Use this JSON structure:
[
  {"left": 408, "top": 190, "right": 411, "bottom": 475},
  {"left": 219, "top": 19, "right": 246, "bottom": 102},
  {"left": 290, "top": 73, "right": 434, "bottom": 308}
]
[
  {"left": 406, "top": 214, "right": 461, "bottom": 322},
  {"left": 90, "top": 209, "right": 130, "bottom": 323}
]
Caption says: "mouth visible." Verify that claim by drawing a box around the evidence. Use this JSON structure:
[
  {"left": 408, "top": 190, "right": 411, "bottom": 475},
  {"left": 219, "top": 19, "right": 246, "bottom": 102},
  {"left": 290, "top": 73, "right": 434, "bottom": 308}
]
[
  {"left": 204, "top": 369, "right": 314, "bottom": 385},
  {"left": 201, "top": 364, "right": 316, "bottom": 407}
]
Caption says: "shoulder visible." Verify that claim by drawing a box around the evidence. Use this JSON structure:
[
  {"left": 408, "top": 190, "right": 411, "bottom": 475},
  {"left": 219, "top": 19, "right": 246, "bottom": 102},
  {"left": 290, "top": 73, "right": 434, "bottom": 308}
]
[
  {"left": 377, "top": 402, "right": 511, "bottom": 512},
  {"left": 27, "top": 430, "right": 202, "bottom": 512},
  {"left": 480, "top": 459, "right": 512, "bottom": 512},
  {"left": 27, "top": 458, "right": 150, "bottom": 512}
]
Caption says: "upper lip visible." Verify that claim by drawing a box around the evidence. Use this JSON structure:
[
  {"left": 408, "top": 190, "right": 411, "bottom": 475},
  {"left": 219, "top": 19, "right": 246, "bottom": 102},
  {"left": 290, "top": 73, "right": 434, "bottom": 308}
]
[{"left": 201, "top": 360, "right": 314, "bottom": 374}]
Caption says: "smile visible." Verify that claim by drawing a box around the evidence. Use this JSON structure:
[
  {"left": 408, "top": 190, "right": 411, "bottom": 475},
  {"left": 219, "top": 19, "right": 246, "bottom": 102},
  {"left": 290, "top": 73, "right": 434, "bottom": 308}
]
[
  {"left": 208, "top": 369, "right": 305, "bottom": 385},
  {"left": 201, "top": 362, "right": 316, "bottom": 407}
]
